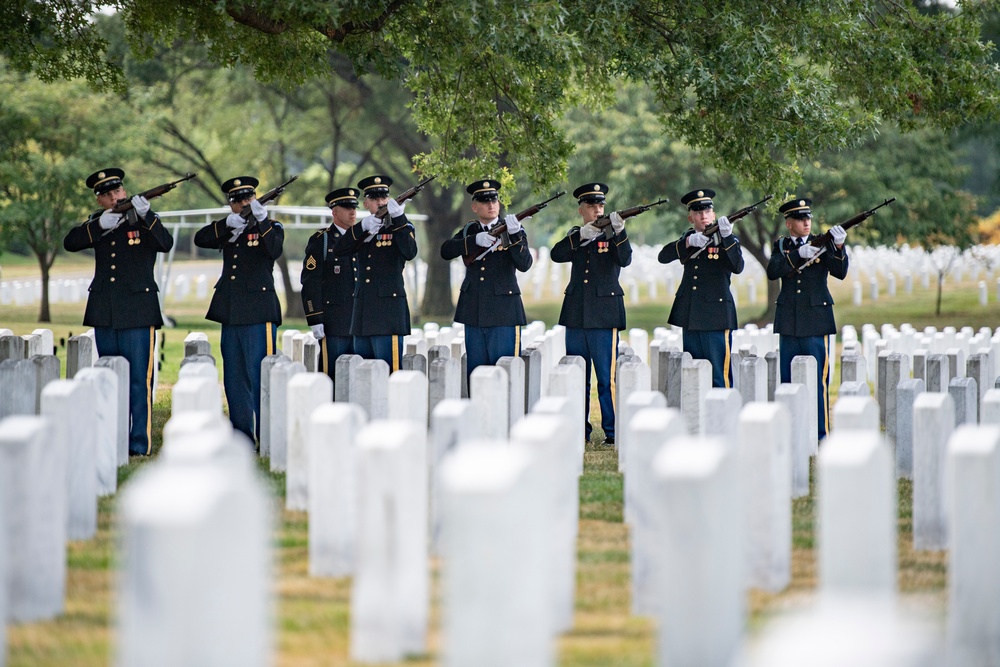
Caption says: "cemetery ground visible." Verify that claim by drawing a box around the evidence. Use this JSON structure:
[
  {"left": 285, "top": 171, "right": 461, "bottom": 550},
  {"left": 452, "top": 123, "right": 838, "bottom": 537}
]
[{"left": 3, "top": 264, "right": 995, "bottom": 665}]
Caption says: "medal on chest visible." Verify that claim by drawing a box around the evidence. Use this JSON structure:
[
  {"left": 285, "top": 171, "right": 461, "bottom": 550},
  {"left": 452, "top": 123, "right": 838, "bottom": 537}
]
[
  {"left": 376, "top": 233, "right": 393, "bottom": 248},
  {"left": 597, "top": 240, "right": 609, "bottom": 253},
  {"left": 246, "top": 233, "right": 260, "bottom": 247},
  {"left": 127, "top": 230, "right": 141, "bottom": 246},
  {"left": 707, "top": 246, "right": 720, "bottom": 260},
  {"left": 334, "top": 265, "right": 341, "bottom": 274}
]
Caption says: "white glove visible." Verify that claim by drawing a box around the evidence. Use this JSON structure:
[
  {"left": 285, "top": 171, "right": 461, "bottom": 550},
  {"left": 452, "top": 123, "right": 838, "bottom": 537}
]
[
  {"left": 131, "top": 195, "right": 150, "bottom": 218},
  {"left": 830, "top": 224, "right": 847, "bottom": 246},
  {"left": 798, "top": 243, "right": 820, "bottom": 259},
  {"left": 686, "top": 232, "right": 709, "bottom": 248},
  {"left": 249, "top": 199, "right": 267, "bottom": 222},
  {"left": 476, "top": 231, "right": 498, "bottom": 248},
  {"left": 361, "top": 215, "right": 382, "bottom": 234},
  {"left": 310, "top": 324, "right": 325, "bottom": 340},
  {"left": 504, "top": 214, "right": 522, "bottom": 235},
  {"left": 579, "top": 223, "right": 601, "bottom": 241},
  {"left": 226, "top": 212, "right": 246, "bottom": 229},
  {"left": 386, "top": 198, "right": 405, "bottom": 218},
  {"left": 718, "top": 215, "right": 733, "bottom": 238},
  {"left": 610, "top": 211, "right": 625, "bottom": 233},
  {"left": 99, "top": 209, "right": 122, "bottom": 230}
]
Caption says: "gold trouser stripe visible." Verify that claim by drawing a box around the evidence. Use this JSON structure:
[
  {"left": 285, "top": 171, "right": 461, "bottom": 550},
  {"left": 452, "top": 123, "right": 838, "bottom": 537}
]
[
  {"left": 321, "top": 336, "right": 328, "bottom": 374},
  {"left": 610, "top": 328, "right": 618, "bottom": 410},
  {"left": 392, "top": 336, "right": 400, "bottom": 372},
  {"left": 822, "top": 335, "right": 831, "bottom": 435},
  {"left": 145, "top": 327, "right": 154, "bottom": 455},
  {"left": 265, "top": 323, "right": 274, "bottom": 356},
  {"left": 723, "top": 329, "right": 731, "bottom": 389},
  {"left": 515, "top": 326, "right": 521, "bottom": 356}
]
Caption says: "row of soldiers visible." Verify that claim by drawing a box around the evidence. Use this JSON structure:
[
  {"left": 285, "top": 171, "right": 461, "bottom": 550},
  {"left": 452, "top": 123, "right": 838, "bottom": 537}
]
[{"left": 63, "top": 168, "right": 848, "bottom": 455}]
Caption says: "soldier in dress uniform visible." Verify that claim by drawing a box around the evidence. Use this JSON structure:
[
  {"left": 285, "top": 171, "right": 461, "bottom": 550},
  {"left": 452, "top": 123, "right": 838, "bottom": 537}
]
[
  {"left": 550, "top": 182, "right": 632, "bottom": 445},
  {"left": 440, "top": 179, "right": 533, "bottom": 383},
  {"left": 300, "top": 187, "right": 360, "bottom": 383},
  {"left": 658, "top": 188, "right": 745, "bottom": 388},
  {"left": 194, "top": 176, "right": 284, "bottom": 443},
  {"left": 64, "top": 167, "right": 174, "bottom": 456},
  {"left": 333, "top": 175, "right": 416, "bottom": 371},
  {"left": 766, "top": 197, "right": 848, "bottom": 440}
]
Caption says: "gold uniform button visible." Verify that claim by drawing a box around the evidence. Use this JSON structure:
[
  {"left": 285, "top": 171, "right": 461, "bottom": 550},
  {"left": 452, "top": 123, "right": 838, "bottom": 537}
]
[
  {"left": 111, "top": 253, "right": 116, "bottom": 258},
  {"left": 480, "top": 277, "right": 485, "bottom": 281},
  {"left": 262, "top": 287, "right": 266, "bottom": 291},
  {"left": 584, "top": 279, "right": 589, "bottom": 284},
  {"left": 111, "top": 265, "right": 116, "bottom": 270},
  {"left": 230, "top": 276, "right": 235, "bottom": 281},
  {"left": 110, "top": 277, "right": 115, "bottom": 282},
  {"left": 232, "top": 265, "right": 237, "bottom": 269},
  {"left": 693, "top": 265, "right": 698, "bottom": 269},
  {"left": 366, "top": 279, "right": 370, "bottom": 283},
  {"left": 234, "top": 254, "right": 238, "bottom": 259},
  {"left": 111, "top": 241, "right": 116, "bottom": 246},
  {"left": 392, "top": 293, "right": 397, "bottom": 297},
  {"left": 508, "top": 290, "right": 513, "bottom": 295},
  {"left": 693, "top": 275, "right": 698, "bottom": 280},
  {"left": 797, "top": 289, "right": 801, "bottom": 293},
  {"left": 585, "top": 269, "right": 589, "bottom": 274},
  {"left": 823, "top": 301, "right": 828, "bottom": 305},
  {"left": 481, "top": 267, "right": 485, "bottom": 271},
  {"left": 367, "top": 266, "right": 371, "bottom": 271},
  {"left": 692, "top": 286, "right": 697, "bottom": 290},
  {"left": 796, "top": 279, "right": 801, "bottom": 284},
  {"left": 145, "top": 288, "right": 149, "bottom": 292}
]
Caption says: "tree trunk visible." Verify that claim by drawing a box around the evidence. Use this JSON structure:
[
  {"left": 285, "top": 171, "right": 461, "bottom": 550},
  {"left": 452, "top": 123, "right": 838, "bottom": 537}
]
[
  {"left": 36, "top": 251, "right": 51, "bottom": 323},
  {"left": 277, "top": 253, "right": 305, "bottom": 319},
  {"left": 419, "top": 190, "right": 464, "bottom": 322},
  {"left": 936, "top": 271, "right": 944, "bottom": 316},
  {"left": 736, "top": 211, "right": 778, "bottom": 325}
]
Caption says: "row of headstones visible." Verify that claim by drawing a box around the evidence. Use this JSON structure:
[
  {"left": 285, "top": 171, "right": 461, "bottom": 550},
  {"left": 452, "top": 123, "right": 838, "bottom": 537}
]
[
  {"left": 0, "top": 353, "right": 132, "bottom": 637},
  {"left": 820, "top": 395, "right": 1000, "bottom": 665},
  {"left": 161, "top": 337, "right": 591, "bottom": 664},
  {"left": 848, "top": 322, "right": 999, "bottom": 382},
  {"left": 105, "top": 359, "right": 989, "bottom": 665}
]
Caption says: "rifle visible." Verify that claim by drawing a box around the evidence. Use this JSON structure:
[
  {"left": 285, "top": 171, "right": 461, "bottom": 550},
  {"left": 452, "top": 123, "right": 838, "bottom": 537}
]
[
  {"left": 463, "top": 191, "right": 566, "bottom": 266},
  {"left": 797, "top": 197, "right": 895, "bottom": 272},
  {"left": 592, "top": 198, "right": 670, "bottom": 231},
  {"left": 239, "top": 174, "right": 299, "bottom": 222},
  {"left": 110, "top": 173, "right": 197, "bottom": 214},
  {"left": 375, "top": 175, "right": 437, "bottom": 221},
  {"left": 686, "top": 194, "right": 773, "bottom": 262}
]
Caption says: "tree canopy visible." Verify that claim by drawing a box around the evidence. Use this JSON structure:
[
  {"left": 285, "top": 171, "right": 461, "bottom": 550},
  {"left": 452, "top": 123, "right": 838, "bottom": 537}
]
[{"left": 4, "top": 0, "right": 999, "bottom": 194}]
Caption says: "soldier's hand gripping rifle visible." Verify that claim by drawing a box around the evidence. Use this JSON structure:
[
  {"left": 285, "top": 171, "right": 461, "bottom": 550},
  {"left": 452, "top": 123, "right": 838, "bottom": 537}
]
[
  {"left": 374, "top": 175, "right": 437, "bottom": 222},
  {"left": 685, "top": 194, "right": 773, "bottom": 263},
  {"left": 464, "top": 191, "right": 566, "bottom": 266},
  {"left": 590, "top": 198, "right": 670, "bottom": 236},
  {"left": 239, "top": 174, "right": 299, "bottom": 225},
  {"left": 797, "top": 197, "right": 895, "bottom": 272},
  {"left": 110, "top": 173, "right": 198, "bottom": 216}
]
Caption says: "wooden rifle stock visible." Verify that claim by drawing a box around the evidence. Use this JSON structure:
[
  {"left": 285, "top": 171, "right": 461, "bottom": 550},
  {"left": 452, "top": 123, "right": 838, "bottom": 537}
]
[
  {"left": 797, "top": 197, "right": 895, "bottom": 272},
  {"left": 807, "top": 197, "right": 896, "bottom": 248},
  {"left": 592, "top": 198, "right": 670, "bottom": 230},
  {"left": 239, "top": 174, "right": 300, "bottom": 222},
  {"left": 375, "top": 175, "right": 437, "bottom": 221},
  {"left": 461, "top": 191, "right": 566, "bottom": 267},
  {"left": 110, "top": 173, "right": 197, "bottom": 214},
  {"left": 700, "top": 194, "right": 773, "bottom": 238}
]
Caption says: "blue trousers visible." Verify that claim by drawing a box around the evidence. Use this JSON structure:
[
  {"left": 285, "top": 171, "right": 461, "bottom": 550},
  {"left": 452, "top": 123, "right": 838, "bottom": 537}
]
[
  {"left": 221, "top": 322, "right": 277, "bottom": 442},
  {"left": 779, "top": 334, "right": 831, "bottom": 440},
  {"left": 353, "top": 335, "right": 405, "bottom": 372},
  {"left": 319, "top": 335, "right": 353, "bottom": 385},
  {"left": 566, "top": 327, "right": 619, "bottom": 440},
  {"left": 464, "top": 325, "right": 520, "bottom": 382},
  {"left": 95, "top": 326, "right": 155, "bottom": 456},
  {"left": 683, "top": 329, "right": 732, "bottom": 388}
]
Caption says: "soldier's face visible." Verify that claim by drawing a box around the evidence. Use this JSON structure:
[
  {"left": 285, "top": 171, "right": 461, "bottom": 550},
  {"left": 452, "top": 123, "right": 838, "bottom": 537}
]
[
  {"left": 688, "top": 207, "right": 715, "bottom": 232},
  {"left": 785, "top": 215, "right": 811, "bottom": 237},
  {"left": 579, "top": 202, "right": 604, "bottom": 224},
  {"left": 332, "top": 205, "right": 357, "bottom": 228},
  {"left": 229, "top": 193, "right": 255, "bottom": 214},
  {"left": 472, "top": 199, "right": 499, "bottom": 222},
  {"left": 364, "top": 194, "right": 389, "bottom": 214},
  {"left": 96, "top": 186, "right": 127, "bottom": 210}
]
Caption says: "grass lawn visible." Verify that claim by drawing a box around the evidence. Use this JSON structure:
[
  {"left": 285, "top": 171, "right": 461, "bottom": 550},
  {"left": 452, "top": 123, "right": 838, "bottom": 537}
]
[{"left": 0, "top": 261, "right": 971, "bottom": 666}]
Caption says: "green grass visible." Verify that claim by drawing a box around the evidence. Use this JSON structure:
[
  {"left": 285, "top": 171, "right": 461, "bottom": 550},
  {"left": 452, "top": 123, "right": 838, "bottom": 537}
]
[{"left": 2, "top": 261, "right": 965, "bottom": 665}]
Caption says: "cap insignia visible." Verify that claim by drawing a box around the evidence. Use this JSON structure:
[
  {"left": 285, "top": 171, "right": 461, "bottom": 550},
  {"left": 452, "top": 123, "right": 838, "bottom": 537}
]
[
  {"left": 697, "top": 190, "right": 704, "bottom": 197},
  {"left": 595, "top": 184, "right": 601, "bottom": 191},
  {"left": 234, "top": 179, "right": 241, "bottom": 186},
  {"left": 799, "top": 200, "right": 805, "bottom": 206},
  {"left": 374, "top": 177, "right": 382, "bottom": 184},
  {"left": 98, "top": 171, "right": 106, "bottom": 179}
]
